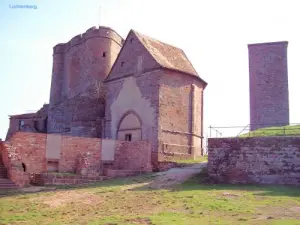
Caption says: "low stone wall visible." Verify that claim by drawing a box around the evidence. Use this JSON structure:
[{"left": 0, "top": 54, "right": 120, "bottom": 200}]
[
  {"left": 105, "top": 169, "right": 146, "bottom": 178},
  {"left": 31, "top": 173, "right": 106, "bottom": 186},
  {"left": 60, "top": 136, "right": 101, "bottom": 173},
  {"left": 1, "top": 132, "right": 153, "bottom": 186},
  {"left": 5, "top": 132, "right": 47, "bottom": 174},
  {"left": 1, "top": 133, "right": 46, "bottom": 187},
  {"left": 113, "top": 141, "right": 152, "bottom": 171},
  {"left": 76, "top": 151, "right": 101, "bottom": 177},
  {"left": 208, "top": 137, "right": 300, "bottom": 185}
]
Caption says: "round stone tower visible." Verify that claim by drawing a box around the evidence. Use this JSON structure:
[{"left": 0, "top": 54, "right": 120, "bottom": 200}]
[
  {"left": 49, "top": 26, "right": 124, "bottom": 106},
  {"left": 48, "top": 26, "right": 124, "bottom": 137},
  {"left": 248, "top": 41, "right": 289, "bottom": 131}
]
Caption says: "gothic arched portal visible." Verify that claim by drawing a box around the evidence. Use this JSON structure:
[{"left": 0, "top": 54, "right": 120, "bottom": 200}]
[{"left": 117, "top": 111, "right": 142, "bottom": 141}]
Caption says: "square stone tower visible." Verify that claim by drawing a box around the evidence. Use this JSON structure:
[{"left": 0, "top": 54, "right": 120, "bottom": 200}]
[{"left": 248, "top": 41, "right": 289, "bottom": 131}]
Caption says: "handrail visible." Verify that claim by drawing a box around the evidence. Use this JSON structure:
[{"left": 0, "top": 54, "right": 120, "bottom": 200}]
[
  {"left": 236, "top": 124, "right": 250, "bottom": 137},
  {"left": 208, "top": 123, "right": 300, "bottom": 138}
]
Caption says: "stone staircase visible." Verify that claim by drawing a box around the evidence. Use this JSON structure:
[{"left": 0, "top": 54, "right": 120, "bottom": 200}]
[{"left": 0, "top": 161, "right": 18, "bottom": 189}]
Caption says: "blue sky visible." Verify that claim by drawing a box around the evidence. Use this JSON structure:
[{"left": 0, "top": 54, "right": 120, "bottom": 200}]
[{"left": 0, "top": 0, "right": 299, "bottom": 139}]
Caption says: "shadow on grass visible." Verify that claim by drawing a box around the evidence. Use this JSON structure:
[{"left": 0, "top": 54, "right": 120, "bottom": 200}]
[
  {"left": 130, "top": 169, "right": 300, "bottom": 198},
  {"left": 1, "top": 169, "right": 299, "bottom": 199},
  {"left": 0, "top": 172, "right": 157, "bottom": 198}
]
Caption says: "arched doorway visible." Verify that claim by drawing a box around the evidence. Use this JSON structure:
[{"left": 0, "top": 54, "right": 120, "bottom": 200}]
[{"left": 117, "top": 112, "right": 142, "bottom": 141}]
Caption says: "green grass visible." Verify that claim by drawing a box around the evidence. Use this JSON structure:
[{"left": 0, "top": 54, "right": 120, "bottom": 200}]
[
  {"left": 239, "top": 125, "right": 300, "bottom": 137},
  {"left": 0, "top": 171, "right": 299, "bottom": 225}
]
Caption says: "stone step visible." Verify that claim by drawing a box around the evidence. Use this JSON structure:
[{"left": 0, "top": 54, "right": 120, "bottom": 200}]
[
  {"left": 0, "top": 178, "right": 14, "bottom": 183},
  {"left": 0, "top": 178, "right": 18, "bottom": 189},
  {"left": 43, "top": 176, "right": 108, "bottom": 185}
]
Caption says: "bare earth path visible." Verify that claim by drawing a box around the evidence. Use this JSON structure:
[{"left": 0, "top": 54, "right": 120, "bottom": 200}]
[{"left": 148, "top": 162, "right": 207, "bottom": 189}]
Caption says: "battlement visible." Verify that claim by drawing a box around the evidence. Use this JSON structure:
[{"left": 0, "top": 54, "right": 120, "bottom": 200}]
[
  {"left": 248, "top": 41, "right": 288, "bottom": 48},
  {"left": 53, "top": 26, "right": 124, "bottom": 54}
]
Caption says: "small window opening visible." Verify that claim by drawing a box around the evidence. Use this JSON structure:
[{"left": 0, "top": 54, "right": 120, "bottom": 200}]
[
  {"left": 121, "top": 61, "right": 125, "bottom": 67},
  {"left": 130, "top": 38, "right": 134, "bottom": 43},
  {"left": 22, "top": 163, "right": 26, "bottom": 172},
  {"left": 125, "top": 134, "right": 132, "bottom": 141},
  {"left": 103, "top": 52, "right": 106, "bottom": 57},
  {"left": 19, "top": 120, "right": 25, "bottom": 129}
]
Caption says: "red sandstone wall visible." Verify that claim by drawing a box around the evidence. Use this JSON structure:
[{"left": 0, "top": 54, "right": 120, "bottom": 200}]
[
  {"left": 2, "top": 132, "right": 102, "bottom": 184},
  {"left": 5, "top": 132, "right": 47, "bottom": 173},
  {"left": 1, "top": 132, "right": 47, "bottom": 186},
  {"left": 59, "top": 136, "right": 101, "bottom": 173},
  {"left": 208, "top": 137, "right": 300, "bottom": 185},
  {"left": 158, "top": 71, "right": 205, "bottom": 159},
  {"left": 113, "top": 141, "right": 152, "bottom": 171}
]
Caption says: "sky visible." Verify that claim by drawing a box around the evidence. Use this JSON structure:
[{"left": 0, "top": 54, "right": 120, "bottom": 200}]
[{"left": 0, "top": 0, "right": 300, "bottom": 140}]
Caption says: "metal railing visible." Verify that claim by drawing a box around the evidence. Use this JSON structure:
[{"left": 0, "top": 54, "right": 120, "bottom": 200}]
[{"left": 208, "top": 123, "right": 300, "bottom": 138}]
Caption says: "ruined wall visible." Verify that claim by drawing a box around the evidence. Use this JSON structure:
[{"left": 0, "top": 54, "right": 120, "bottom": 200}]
[
  {"left": 208, "top": 137, "right": 300, "bottom": 185},
  {"left": 5, "top": 132, "right": 47, "bottom": 174},
  {"left": 1, "top": 132, "right": 47, "bottom": 186},
  {"left": 248, "top": 42, "right": 289, "bottom": 131},
  {"left": 47, "top": 95, "right": 104, "bottom": 137},
  {"left": 2, "top": 132, "right": 102, "bottom": 181},
  {"left": 1, "top": 132, "right": 153, "bottom": 186},
  {"left": 0, "top": 139, "right": 31, "bottom": 187},
  {"left": 6, "top": 113, "right": 36, "bottom": 140},
  {"left": 113, "top": 141, "right": 152, "bottom": 171},
  {"left": 59, "top": 136, "right": 101, "bottom": 173},
  {"left": 158, "top": 71, "right": 205, "bottom": 159},
  {"left": 6, "top": 104, "right": 48, "bottom": 141}
]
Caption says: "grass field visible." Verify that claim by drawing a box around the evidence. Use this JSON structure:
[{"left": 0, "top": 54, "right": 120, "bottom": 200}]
[
  {"left": 239, "top": 125, "right": 300, "bottom": 137},
  {"left": 0, "top": 170, "right": 299, "bottom": 225}
]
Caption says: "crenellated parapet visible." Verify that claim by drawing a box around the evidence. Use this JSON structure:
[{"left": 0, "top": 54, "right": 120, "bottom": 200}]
[{"left": 53, "top": 26, "right": 124, "bottom": 54}]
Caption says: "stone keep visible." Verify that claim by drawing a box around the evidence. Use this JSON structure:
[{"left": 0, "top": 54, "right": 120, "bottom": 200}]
[{"left": 248, "top": 41, "right": 289, "bottom": 131}]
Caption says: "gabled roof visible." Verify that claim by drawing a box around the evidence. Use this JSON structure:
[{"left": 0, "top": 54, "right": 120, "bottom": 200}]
[
  {"left": 133, "top": 30, "right": 199, "bottom": 77},
  {"left": 105, "top": 29, "right": 207, "bottom": 87}
]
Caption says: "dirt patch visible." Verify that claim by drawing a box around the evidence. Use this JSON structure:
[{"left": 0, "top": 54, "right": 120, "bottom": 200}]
[
  {"left": 290, "top": 207, "right": 300, "bottom": 213},
  {"left": 20, "top": 186, "right": 56, "bottom": 193},
  {"left": 120, "top": 182, "right": 150, "bottom": 191},
  {"left": 222, "top": 192, "right": 242, "bottom": 198},
  {"left": 148, "top": 163, "right": 207, "bottom": 189},
  {"left": 33, "top": 190, "right": 102, "bottom": 208},
  {"left": 148, "top": 172, "right": 194, "bottom": 189},
  {"left": 126, "top": 218, "right": 152, "bottom": 225}
]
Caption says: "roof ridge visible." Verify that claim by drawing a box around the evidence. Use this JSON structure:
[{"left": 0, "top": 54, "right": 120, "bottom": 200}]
[
  {"left": 132, "top": 29, "right": 185, "bottom": 52},
  {"left": 132, "top": 29, "right": 165, "bottom": 69}
]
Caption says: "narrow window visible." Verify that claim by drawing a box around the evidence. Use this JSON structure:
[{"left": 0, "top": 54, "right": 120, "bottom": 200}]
[
  {"left": 121, "top": 61, "right": 125, "bottom": 67},
  {"left": 125, "top": 134, "right": 132, "bottom": 141},
  {"left": 19, "top": 120, "right": 25, "bottom": 129},
  {"left": 22, "top": 163, "right": 26, "bottom": 172},
  {"left": 130, "top": 38, "right": 134, "bottom": 43},
  {"left": 103, "top": 52, "right": 106, "bottom": 57}
]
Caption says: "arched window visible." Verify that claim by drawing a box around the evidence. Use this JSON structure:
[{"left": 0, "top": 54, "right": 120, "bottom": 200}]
[{"left": 117, "top": 112, "right": 142, "bottom": 141}]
